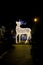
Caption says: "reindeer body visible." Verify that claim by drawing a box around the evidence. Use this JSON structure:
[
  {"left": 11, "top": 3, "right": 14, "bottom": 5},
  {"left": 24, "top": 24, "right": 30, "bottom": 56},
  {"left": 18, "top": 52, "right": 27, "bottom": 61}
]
[{"left": 16, "top": 21, "right": 31, "bottom": 43}]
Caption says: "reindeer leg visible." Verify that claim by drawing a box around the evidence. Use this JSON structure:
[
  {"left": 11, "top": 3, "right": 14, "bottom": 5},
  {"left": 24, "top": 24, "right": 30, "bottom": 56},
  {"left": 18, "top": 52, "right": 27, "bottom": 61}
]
[
  {"left": 16, "top": 34, "right": 17, "bottom": 43},
  {"left": 19, "top": 34, "right": 21, "bottom": 43},
  {"left": 25, "top": 34, "right": 28, "bottom": 44}
]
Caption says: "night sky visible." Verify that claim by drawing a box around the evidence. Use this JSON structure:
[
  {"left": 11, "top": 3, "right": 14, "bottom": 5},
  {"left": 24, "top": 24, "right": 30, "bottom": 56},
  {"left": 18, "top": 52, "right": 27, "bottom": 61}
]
[{"left": 0, "top": 7, "right": 43, "bottom": 29}]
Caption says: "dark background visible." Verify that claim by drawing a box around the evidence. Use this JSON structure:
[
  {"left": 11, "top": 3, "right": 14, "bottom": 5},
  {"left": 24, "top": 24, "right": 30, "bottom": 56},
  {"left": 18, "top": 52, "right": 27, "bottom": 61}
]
[{"left": 0, "top": 3, "right": 43, "bottom": 64}]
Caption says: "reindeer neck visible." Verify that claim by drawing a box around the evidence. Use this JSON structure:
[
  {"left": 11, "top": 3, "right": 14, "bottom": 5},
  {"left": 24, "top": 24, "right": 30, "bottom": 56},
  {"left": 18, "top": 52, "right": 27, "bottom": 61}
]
[{"left": 16, "top": 25, "right": 20, "bottom": 28}]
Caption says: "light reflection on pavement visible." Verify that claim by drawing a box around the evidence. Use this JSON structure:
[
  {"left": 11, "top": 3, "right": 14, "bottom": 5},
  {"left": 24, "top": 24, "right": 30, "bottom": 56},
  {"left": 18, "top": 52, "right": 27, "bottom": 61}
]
[{"left": 0, "top": 44, "right": 33, "bottom": 65}]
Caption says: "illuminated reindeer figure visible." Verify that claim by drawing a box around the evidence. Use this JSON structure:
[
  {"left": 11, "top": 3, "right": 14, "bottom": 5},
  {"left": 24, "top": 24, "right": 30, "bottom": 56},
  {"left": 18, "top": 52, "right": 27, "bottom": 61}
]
[{"left": 16, "top": 21, "right": 31, "bottom": 43}]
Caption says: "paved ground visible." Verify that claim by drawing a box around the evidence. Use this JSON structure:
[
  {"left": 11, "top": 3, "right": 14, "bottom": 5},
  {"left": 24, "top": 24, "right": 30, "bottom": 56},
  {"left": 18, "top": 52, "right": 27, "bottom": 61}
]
[{"left": 0, "top": 44, "right": 33, "bottom": 65}]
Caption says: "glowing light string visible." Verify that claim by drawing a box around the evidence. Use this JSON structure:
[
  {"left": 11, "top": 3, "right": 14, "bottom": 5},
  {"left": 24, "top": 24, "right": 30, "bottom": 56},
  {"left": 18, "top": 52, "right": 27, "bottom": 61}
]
[{"left": 16, "top": 20, "right": 31, "bottom": 43}]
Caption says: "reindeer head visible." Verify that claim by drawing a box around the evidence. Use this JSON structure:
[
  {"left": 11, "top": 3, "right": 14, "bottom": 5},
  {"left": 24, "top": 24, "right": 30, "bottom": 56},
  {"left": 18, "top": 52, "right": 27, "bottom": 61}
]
[{"left": 16, "top": 21, "right": 21, "bottom": 27}]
